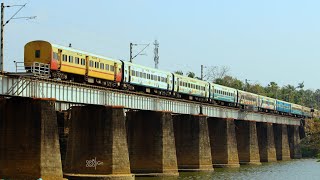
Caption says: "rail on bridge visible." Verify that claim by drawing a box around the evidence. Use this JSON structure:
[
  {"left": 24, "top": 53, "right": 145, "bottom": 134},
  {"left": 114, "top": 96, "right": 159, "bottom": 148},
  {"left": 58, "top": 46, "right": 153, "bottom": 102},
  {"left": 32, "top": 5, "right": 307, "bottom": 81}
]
[{"left": 0, "top": 74, "right": 300, "bottom": 125}]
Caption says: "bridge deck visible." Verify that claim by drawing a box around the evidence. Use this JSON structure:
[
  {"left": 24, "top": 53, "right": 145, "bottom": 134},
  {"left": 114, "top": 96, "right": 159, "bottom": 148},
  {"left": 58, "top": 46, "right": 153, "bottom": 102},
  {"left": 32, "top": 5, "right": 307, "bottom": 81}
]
[{"left": 0, "top": 75, "right": 300, "bottom": 125}]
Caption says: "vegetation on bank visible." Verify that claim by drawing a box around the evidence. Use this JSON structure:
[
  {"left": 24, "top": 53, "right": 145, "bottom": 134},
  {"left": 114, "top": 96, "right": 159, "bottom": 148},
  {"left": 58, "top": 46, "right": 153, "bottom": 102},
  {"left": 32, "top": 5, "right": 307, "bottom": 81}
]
[{"left": 301, "top": 119, "right": 320, "bottom": 158}]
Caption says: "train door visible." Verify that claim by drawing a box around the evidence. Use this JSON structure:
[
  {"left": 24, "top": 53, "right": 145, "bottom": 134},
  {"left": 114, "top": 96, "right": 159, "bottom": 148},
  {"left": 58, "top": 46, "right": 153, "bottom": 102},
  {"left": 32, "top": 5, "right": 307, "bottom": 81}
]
[
  {"left": 176, "top": 77, "right": 180, "bottom": 92},
  {"left": 114, "top": 62, "right": 122, "bottom": 83},
  {"left": 57, "top": 49, "right": 62, "bottom": 69},
  {"left": 167, "top": 74, "right": 171, "bottom": 91},
  {"left": 85, "top": 56, "right": 89, "bottom": 80}
]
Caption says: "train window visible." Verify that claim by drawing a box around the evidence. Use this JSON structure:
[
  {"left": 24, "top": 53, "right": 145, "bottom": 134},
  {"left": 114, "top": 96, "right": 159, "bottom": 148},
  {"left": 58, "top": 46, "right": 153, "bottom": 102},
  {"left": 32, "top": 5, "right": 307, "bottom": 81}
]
[
  {"left": 110, "top": 65, "right": 114, "bottom": 71},
  {"left": 161, "top": 77, "right": 164, "bottom": 82},
  {"left": 158, "top": 76, "right": 160, "bottom": 81},
  {"left": 53, "top": 52, "right": 58, "bottom": 60},
  {"left": 147, "top": 74, "right": 150, "bottom": 79},
  {"left": 140, "top": 72, "right": 143, "bottom": 77},
  {"left": 89, "top": 60, "right": 93, "bottom": 67},
  {"left": 35, "top": 50, "right": 40, "bottom": 58},
  {"left": 151, "top": 75, "right": 154, "bottom": 80},
  {"left": 100, "top": 63, "right": 104, "bottom": 69},
  {"left": 81, "top": 58, "right": 85, "bottom": 65},
  {"left": 62, "top": 54, "right": 67, "bottom": 62},
  {"left": 105, "top": 64, "right": 109, "bottom": 70},
  {"left": 143, "top": 73, "right": 146, "bottom": 78},
  {"left": 75, "top": 57, "right": 79, "bottom": 64},
  {"left": 94, "top": 62, "right": 99, "bottom": 68},
  {"left": 132, "top": 70, "right": 135, "bottom": 76},
  {"left": 69, "top": 56, "right": 73, "bottom": 63}
]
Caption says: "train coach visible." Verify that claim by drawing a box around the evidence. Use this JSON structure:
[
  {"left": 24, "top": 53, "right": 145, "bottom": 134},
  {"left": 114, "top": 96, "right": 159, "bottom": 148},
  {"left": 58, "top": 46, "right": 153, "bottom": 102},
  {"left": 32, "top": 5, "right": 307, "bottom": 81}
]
[
  {"left": 237, "top": 90, "right": 259, "bottom": 110},
  {"left": 173, "top": 74, "right": 209, "bottom": 101},
  {"left": 121, "top": 61, "right": 173, "bottom": 95},
  {"left": 258, "top": 96, "right": 276, "bottom": 112},
  {"left": 210, "top": 83, "right": 237, "bottom": 106},
  {"left": 25, "top": 40, "right": 122, "bottom": 86}
]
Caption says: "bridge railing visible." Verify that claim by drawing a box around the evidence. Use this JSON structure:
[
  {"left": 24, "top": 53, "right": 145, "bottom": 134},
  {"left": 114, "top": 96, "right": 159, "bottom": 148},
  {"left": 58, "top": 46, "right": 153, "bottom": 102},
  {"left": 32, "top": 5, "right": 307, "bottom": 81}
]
[
  {"left": 14, "top": 61, "right": 50, "bottom": 77},
  {"left": 0, "top": 75, "right": 301, "bottom": 125}
]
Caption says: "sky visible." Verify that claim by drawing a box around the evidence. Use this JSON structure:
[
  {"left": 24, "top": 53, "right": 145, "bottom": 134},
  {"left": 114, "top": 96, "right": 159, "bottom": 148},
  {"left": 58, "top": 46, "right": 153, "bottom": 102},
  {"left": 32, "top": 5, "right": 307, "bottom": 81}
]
[{"left": 2, "top": 0, "right": 320, "bottom": 90}]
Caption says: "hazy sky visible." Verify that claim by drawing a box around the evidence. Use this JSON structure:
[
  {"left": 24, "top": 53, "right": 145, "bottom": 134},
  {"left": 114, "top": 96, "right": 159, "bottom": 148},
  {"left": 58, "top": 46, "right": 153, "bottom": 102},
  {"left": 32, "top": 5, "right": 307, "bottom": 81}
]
[{"left": 3, "top": 0, "right": 320, "bottom": 89}]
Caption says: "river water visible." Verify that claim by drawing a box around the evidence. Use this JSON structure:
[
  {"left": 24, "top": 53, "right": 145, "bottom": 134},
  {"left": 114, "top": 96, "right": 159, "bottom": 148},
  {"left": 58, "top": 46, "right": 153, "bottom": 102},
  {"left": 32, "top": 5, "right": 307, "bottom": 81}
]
[{"left": 136, "top": 159, "right": 320, "bottom": 180}]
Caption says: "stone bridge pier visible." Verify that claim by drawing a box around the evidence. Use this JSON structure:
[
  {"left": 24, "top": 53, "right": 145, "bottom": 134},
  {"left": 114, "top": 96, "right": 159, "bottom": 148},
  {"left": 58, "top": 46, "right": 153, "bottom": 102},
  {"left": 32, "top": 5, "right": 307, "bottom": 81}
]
[
  {"left": 287, "top": 125, "right": 302, "bottom": 159},
  {"left": 63, "top": 105, "right": 134, "bottom": 180},
  {"left": 256, "top": 122, "right": 277, "bottom": 162},
  {"left": 126, "top": 110, "right": 179, "bottom": 176},
  {"left": 172, "top": 114, "right": 213, "bottom": 172},
  {"left": 208, "top": 118, "right": 240, "bottom": 168},
  {"left": 235, "top": 120, "right": 261, "bottom": 165},
  {"left": 273, "top": 124, "right": 291, "bottom": 161},
  {"left": 0, "top": 97, "right": 65, "bottom": 180}
]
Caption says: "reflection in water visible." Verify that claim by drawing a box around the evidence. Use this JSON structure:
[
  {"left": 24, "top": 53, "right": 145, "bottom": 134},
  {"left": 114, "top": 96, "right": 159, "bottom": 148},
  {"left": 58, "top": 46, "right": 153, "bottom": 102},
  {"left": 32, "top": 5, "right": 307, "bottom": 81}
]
[{"left": 136, "top": 159, "right": 320, "bottom": 180}]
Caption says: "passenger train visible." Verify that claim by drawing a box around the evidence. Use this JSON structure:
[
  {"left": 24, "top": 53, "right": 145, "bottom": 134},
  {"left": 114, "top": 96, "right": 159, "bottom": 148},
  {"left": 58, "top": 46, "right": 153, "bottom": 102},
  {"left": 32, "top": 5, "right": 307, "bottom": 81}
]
[{"left": 24, "top": 40, "right": 316, "bottom": 118}]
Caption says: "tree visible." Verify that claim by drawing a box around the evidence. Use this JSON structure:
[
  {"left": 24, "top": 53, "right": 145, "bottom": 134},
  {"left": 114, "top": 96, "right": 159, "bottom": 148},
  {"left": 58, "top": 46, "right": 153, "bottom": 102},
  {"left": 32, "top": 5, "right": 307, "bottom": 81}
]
[
  {"left": 174, "top": 70, "right": 183, "bottom": 75},
  {"left": 187, "top": 71, "right": 196, "bottom": 78},
  {"left": 215, "top": 75, "right": 244, "bottom": 90},
  {"left": 298, "top": 81, "right": 305, "bottom": 89},
  {"left": 204, "top": 65, "right": 230, "bottom": 82},
  {"left": 247, "top": 84, "right": 266, "bottom": 95},
  {"left": 265, "top": 81, "right": 279, "bottom": 99}
]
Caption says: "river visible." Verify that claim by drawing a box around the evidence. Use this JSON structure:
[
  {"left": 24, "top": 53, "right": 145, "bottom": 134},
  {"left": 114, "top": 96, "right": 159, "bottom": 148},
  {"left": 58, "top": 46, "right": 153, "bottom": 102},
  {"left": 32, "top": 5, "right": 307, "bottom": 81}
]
[{"left": 136, "top": 159, "right": 320, "bottom": 180}]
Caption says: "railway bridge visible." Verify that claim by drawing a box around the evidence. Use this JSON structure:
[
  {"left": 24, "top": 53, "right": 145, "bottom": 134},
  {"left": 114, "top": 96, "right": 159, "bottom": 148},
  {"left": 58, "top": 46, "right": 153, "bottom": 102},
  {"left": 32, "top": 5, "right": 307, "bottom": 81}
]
[{"left": 0, "top": 74, "right": 303, "bottom": 180}]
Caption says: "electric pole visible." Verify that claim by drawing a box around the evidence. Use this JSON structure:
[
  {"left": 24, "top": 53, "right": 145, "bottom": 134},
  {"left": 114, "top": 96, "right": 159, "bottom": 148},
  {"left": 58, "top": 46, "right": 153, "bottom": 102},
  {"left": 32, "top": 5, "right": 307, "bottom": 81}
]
[
  {"left": 154, "top": 40, "right": 159, "bottom": 69},
  {"left": 200, "top": 64, "right": 204, "bottom": 115},
  {"left": 129, "top": 43, "right": 133, "bottom": 62},
  {"left": 1, "top": 3, "right": 4, "bottom": 72},
  {"left": 129, "top": 42, "right": 149, "bottom": 63},
  {"left": 0, "top": 3, "right": 36, "bottom": 73}
]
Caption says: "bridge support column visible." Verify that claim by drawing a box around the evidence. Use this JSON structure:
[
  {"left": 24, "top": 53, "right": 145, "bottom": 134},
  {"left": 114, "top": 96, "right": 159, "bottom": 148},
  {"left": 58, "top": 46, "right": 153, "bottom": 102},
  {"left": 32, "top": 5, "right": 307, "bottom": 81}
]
[
  {"left": 235, "top": 120, "right": 261, "bottom": 165},
  {"left": 273, "top": 124, "right": 291, "bottom": 161},
  {"left": 288, "top": 125, "right": 302, "bottom": 159},
  {"left": 208, "top": 118, "right": 240, "bottom": 168},
  {"left": 64, "top": 105, "right": 134, "bottom": 180},
  {"left": 256, "top": 122, "right": 277, "bottom": 162},
  {"left": 0, "top": 97, "right": 64, "bottom": 180},
  {"left": 172, "top": 114, "right": 213, "bottom": 171},
  {"left": 126, "top": 110, "right": 179, "bottom": 176}
]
